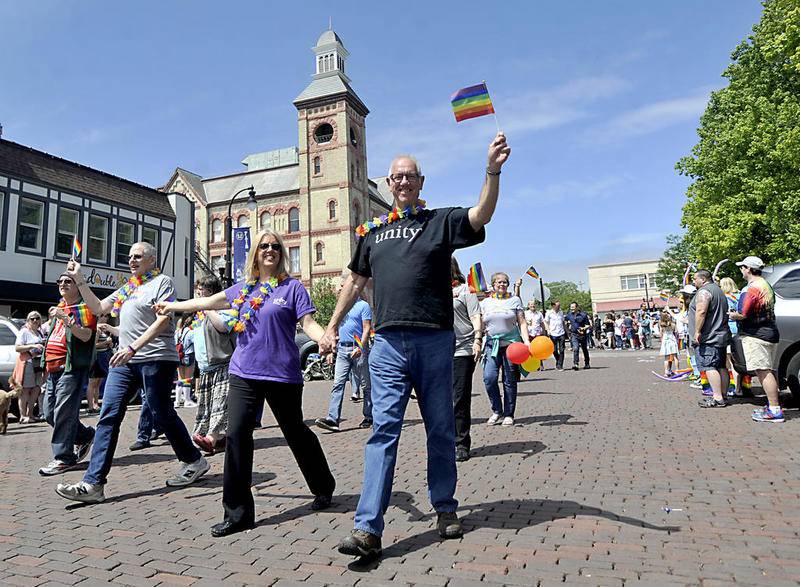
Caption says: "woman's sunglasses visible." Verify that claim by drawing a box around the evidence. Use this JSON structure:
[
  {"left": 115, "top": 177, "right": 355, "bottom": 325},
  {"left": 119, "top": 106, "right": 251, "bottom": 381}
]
[{"left": 258, "top": 243, "right": 282, "bottom": 252}]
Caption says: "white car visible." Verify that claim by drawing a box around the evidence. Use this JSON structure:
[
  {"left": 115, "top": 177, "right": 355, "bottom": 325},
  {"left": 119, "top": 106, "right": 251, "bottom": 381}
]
[{"left": 0, "top": 317, "right": 23, "bottom": 387}]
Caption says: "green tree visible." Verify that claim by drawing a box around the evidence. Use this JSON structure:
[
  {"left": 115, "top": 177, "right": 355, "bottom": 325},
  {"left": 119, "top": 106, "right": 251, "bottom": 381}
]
[
  {"left": 544, "top": 280, "right": 592, "bottom": 312},
  {"left": 309, "top": 278, "right": 337, "bottom": 328},
  {"left": 655, "top": 233, "right": 695, "bottom": 293},
  {"left": 676, "top": 0, "right": 800, "bottom": 267}
]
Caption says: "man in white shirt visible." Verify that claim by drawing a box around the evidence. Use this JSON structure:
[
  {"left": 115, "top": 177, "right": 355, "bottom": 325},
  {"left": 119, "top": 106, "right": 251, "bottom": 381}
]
[{"left": 544, "top": 301, "right": 566, "bottom": 370}]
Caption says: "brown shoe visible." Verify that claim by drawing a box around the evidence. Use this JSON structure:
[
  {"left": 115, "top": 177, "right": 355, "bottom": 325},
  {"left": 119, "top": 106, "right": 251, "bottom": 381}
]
[
  {"left": 437, "top": 511, "right": 463, "bottom": 539},
  {"left": 337, "top": 530, "right": 382, "bottom": 557}
]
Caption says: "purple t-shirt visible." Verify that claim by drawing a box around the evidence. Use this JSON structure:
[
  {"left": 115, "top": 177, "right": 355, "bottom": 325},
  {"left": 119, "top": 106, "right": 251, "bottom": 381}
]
[{"left": 224, "top": 277, "right": 315, "bottom": 384}]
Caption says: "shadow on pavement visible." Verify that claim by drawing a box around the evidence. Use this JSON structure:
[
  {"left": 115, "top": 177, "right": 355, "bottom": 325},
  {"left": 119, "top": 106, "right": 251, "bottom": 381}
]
[
  {"left": 512, "top": 413, "right": 588, "bottom": 426},
  {"left": 382, "top": 498, "right": 680, "bottom": 559},
  {"left": 469, "top": 440, "right": 546, "bottom": 459}
]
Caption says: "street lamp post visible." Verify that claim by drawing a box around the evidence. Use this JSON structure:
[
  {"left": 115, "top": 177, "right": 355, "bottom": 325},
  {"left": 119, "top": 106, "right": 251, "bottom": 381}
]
[
  {"left": 225, "top": 185, "right": 257, "bottom": 286},
  {"left": 643, "top": 274, "right": 651, "bottom": 312}
]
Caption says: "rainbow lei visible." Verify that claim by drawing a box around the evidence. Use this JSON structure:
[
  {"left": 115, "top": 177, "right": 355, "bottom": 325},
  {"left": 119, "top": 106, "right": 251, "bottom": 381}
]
[
  {"left": 110, "top": 269, "right": 161, "bottom": 317},
  {"left": 190, "top": 311, "right": 206, "bottom": 330},
  {"left": 490, "top": 292, "right": 511, "bottom": 300},
  {"left": 355, "top": 199, "right": 427, "bottom": 238},
  {"left": 227, "top": 276, "right": 282, "bottom": 333}
]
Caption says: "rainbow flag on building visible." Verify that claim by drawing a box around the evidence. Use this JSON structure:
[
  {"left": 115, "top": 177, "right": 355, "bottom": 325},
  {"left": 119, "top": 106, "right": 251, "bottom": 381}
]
[
  {"left": 451, "top": 83, "right": 495, "bottom": 123},
  {"left": 526, "top": 266, "right": 540, "bottom": 280},
  {"left": 467, "top": 262, "right": 489, "bottom": 294},
  {"left": 72, "top": 236, "right": 82, "bottom": 259}
]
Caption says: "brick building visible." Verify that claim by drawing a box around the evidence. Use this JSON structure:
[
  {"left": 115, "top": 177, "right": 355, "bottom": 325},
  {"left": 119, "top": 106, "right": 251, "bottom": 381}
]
[{"left": 163, "top": 28, "right": 392, "bottom": 285}]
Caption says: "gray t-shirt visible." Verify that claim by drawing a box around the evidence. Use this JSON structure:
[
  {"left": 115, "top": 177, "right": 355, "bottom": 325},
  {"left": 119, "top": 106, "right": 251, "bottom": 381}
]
[
  {"left": 103, "top": 274, "right": 178, "bottom": 363},
  {"left": 452, "top": 284, "right": 480, "bottom": 357},
  {"left": 480, "top": 296, "right": 524, "bottom": 341}
]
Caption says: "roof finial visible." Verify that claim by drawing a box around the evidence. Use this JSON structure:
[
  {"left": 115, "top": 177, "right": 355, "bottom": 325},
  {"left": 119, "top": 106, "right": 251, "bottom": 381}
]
[{"left": 328, "top": 16, "right": 332, "bottom": 30}]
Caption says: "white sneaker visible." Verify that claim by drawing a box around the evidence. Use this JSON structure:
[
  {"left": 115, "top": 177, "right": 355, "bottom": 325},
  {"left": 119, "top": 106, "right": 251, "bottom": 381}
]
[
  {"left": 183, "top": 399, "right": 197, "bottom": 408},
  {"left": 486, "top": 413, "right": 501, "bottom": 425},
  {"left": 501, "top": 416, "right": 514, "bottom": 427},
  {"left": 165, "top": 456, "right": 210, "bottom": 487},
  {"left": 55, "top": 481, "right": 105, "bottom": 503}
]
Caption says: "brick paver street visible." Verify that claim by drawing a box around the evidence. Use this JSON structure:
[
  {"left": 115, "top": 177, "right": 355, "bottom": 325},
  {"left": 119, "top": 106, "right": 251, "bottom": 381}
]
[{"left": 2, "top": 350, "right": 799, "bottom": 586}]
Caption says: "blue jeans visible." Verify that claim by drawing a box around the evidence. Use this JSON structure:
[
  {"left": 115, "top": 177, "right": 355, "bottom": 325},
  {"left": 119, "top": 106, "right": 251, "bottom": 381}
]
[
  {"left": 482, "top": 345, "right": 519, "bottom": 417},
  {"left": 136, "top": 390, "right": 163, "bottom": 443},
  {"left": 44, "top": 368, "right": 94, "bottom": 464},
  {"left": 354, "top": 328, "right": 458, "bottom": 537},
  {"left": 84, "top": 361, "right": 200, "bottom": 486},
  {"left": 326, "top": 343, "right": 372, "bottom": 423}
]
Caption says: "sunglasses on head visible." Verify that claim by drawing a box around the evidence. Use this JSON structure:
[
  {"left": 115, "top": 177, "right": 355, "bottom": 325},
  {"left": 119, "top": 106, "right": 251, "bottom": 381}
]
[{"left": 258, "top": 243, "right": 282, "bottom": 252}]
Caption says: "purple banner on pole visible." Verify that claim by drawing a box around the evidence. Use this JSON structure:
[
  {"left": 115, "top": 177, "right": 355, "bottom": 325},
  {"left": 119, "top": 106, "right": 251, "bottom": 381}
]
[{"left": 232, "top": 227, "right": 251, "bottom": 282}]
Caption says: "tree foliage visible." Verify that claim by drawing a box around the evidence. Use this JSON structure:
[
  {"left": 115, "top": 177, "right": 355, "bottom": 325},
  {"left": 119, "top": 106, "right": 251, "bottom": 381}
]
[
  {"left": 309, "top": 278, "right": 337, "bottom": 328},
  {"left": 655, "top": 234, "right": 695, "bottom": 292},
  {"left": 544, "top": 281, "right": 592, "bottom": 313},
  {"left": 676, "top": 0, "right": 800, "bottom": 267}
]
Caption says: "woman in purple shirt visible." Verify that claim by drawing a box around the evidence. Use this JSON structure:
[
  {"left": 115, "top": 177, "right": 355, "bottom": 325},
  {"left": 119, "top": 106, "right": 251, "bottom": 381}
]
[{"left": 156, "top": 230, "right": 335, "bottom": 537}]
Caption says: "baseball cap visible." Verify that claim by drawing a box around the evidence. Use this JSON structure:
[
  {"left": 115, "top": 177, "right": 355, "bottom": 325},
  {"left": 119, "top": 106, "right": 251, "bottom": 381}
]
[
  {"left": 679, "top": 284, "right": 697, "bottom": 294},
  {"left": 735, "top": 256, "right": 765, "bottom": 270}
]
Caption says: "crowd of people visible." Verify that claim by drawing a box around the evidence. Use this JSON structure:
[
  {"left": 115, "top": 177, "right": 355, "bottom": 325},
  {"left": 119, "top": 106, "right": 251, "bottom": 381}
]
[{"left": 2, "top": 131, "right": 787, "bottom": 565}]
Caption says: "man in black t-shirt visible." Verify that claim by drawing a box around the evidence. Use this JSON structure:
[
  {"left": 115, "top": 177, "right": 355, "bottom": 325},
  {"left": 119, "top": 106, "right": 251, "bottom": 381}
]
[{"left": 321, "top": 133, "right": 510, "bottom": 558}]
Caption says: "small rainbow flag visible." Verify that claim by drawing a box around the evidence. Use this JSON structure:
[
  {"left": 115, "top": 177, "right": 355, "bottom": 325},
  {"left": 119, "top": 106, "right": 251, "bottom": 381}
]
[
  {"left": 451, "top": 83, "right": 495, "bottom": 123},
  {"left": 63, "top": 303, "right": 95, "bottom": 328},
  {"left": 467, "top": 262, "right": 489, "bottom": 294},
  {"left": 72, "top": 235, "right": 82, "bottom": 259},
  {"left": 526, "top": 266, "right": 540, "bottom": 280},
  {"left": 353, "top": 333, "right": 363, "bottom": 350},
  {"left": 659, "top": 291, "right": 670, "bottom": 302}
]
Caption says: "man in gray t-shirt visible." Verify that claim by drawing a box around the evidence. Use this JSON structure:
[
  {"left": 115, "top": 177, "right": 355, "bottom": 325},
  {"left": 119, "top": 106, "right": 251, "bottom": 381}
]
[
  {"left": 54, "top": 242, "right": 208, "bottom": 504},
  {"left": 691, "top": 269, "right": 732, "bottom": 408}
]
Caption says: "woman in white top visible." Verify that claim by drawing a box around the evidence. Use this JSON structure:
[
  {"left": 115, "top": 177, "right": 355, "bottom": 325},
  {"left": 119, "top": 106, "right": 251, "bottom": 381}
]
[
  {"left": 524, "top": 300, "right": 545, "bottom": 338},
  {"left": 479, "top": 272, "right": 529, "bottom": 427},
  {"left": 14, "top": 311, "right": 45, "bottom": 423}
]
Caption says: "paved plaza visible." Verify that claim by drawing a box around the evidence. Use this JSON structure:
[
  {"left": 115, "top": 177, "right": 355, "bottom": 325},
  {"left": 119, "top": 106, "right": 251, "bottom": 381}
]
[{"left": 1, "top": 350, "right": 799, "bottom": 586}]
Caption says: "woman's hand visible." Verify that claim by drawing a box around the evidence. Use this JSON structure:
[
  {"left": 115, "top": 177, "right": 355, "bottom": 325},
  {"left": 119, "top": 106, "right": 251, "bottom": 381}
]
[{"left": 65, "top": 260, "right": 84, "bottom": 284}]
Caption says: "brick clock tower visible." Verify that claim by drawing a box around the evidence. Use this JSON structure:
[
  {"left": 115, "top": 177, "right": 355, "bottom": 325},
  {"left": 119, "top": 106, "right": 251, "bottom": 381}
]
[{"left": 294, "top": 28, "right": 370, "bottom": 283}]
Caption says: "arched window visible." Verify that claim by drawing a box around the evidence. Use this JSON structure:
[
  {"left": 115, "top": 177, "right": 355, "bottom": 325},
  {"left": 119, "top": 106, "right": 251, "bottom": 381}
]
[
  {"left": 328, "top": 200, "right": 337, "bottom": 220},
  {"left": 211, "top": 219, "right": 222, "bottom": 243},
  {"left": 315, "top": 242, "right": 324, "bottom": 263},
  {"left": 313, "top": 156, "right": 321, "bottom": 175},
  {"left": 237, "top": 214, "right": 249, "bottom": 228},
  {"left": 314, "top": 123, "right": 333, "bottom": 144},
  {"left": 259, "top": 211, "right": 272, "bottom": 230},
  {"left": 288, "top": 208, "right": 300, "bottom": 233}
]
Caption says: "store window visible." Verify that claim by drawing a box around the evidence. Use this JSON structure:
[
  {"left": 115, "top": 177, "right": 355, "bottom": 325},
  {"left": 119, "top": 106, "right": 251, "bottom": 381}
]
[
  {"left": 17, "top": 197, "right": 44, "bottom": 252},
  {"left": 88, "top": 214, "right": 109, "bottom": 264},
  {"left": 56, "top": 208, "right": 80, "bottom": 257}
]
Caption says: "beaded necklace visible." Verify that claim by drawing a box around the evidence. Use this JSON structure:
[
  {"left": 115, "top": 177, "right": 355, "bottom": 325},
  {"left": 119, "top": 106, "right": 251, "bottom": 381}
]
[
  {"left": 227, "top": 275, "right": 283, "bottom": 333},
  {"left": 355, "top": 199, "right": 427, "bottom": 238},
  {"left": 110, "top": 270, "right": 161, "bottom": 317},
  {"left": 190, "top": 311, "right": 206, "bottom": 330}
]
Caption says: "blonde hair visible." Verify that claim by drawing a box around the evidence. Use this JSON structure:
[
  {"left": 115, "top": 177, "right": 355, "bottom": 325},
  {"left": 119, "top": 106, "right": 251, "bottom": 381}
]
[
  {"left": 244, "top": 230, "right": 289, "bottom": 283},
  {"left": 719, "top": 277, "right": 738, "bottom": 295},
  {"left": 491, "top": 272, "right": 510, "bottom": 286}
]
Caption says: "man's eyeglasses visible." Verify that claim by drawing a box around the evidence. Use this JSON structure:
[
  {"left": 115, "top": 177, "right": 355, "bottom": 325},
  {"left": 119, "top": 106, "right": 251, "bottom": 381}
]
[
  {"left": 128, "top": 253, "right": 144, "bottom": 261},
  {"left": 258, "top": 243, "right": 282, "bottom": 252},
  {"left": 56, "top": 279, "right": 74, "bottom": 286},
  {"left": 389, "top": 173, "right": 421, "bottom": 184}
]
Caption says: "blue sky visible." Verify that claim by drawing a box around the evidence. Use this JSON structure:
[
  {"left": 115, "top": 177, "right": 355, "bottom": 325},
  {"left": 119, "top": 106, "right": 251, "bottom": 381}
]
[{"left": 0, "top": 1, "right": 764, "bottom": 297}]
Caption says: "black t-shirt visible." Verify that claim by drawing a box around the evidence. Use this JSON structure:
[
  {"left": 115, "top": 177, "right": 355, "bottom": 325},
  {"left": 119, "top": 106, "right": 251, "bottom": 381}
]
[{"left": 349, "top": 206, "right": 485, "bottom": 331}]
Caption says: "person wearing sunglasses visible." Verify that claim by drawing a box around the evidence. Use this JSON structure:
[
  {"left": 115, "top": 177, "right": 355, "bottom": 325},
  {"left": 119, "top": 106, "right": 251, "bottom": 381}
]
[
  {"left": 55, "top": 242, "right": 209, "bottom": 504},
  {"left": 37, "top": 274, "right": 97, "bottom": 476},
  {"left": 154, "top": 229, "right": 335, "bottom": 537},
  {"left": 321, "top": 132, "right": 510, "bottom": 559},
  {"left": 14, "top": 312, "right": 45, "bottom": 423}
]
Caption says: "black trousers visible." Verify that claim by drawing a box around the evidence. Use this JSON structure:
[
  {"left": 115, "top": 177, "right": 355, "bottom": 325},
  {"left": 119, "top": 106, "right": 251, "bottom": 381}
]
[
  {"left": 551, "top": 335, "right": 566, "bottom": 369},
  {"left": 452, "top": 355, "right": 477, "bottom": 452},
  {"left": 223, "top": 374, "right": 335, "bottom": 525},
  {"left": 571, "top": 334, "right": 590, "bottom": 367}
]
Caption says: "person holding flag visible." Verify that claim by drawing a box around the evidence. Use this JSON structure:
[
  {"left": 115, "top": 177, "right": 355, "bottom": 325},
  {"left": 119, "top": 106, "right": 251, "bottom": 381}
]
[
  {"left": 321, "top": 123, "right": 510, "bottom": 558},
  {"left": 36, "top": 271, "right": 97, "bottom": 476},
  {"left": 54, "top": 241, "right": 209, "bottom": 503},
  {"left": 315, "top": 274, "right": 373, "bottom": 432}
]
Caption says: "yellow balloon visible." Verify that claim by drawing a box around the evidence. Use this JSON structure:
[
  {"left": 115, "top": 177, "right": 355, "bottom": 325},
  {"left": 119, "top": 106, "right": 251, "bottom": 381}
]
[{"left": 521, "top": 356, "right": 541, "bottom": 372}]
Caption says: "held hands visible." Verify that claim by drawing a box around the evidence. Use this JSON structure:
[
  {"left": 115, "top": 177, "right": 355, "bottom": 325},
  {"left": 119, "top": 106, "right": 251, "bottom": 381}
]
[
  {"left": 319, "top": 328, "right": 338, "bottom": 356},
  {"left": 487, "top": 132, "right": 511, "bottom": 173}
]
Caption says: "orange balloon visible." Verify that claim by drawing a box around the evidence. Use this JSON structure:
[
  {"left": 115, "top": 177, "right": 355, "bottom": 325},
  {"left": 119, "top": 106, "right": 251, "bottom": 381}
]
[{"left": 530, "top": 336, "right": 554, "bottom": 360}]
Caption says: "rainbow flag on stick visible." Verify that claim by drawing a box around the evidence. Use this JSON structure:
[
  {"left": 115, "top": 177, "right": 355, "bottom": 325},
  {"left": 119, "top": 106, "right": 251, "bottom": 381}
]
[
  {"left": 467, "top": 262, "right": 489, "bottom": 294},
  {"left": 526, "top": 266, "right": 540, "bottom": 280},
  {"left": 659, "top": 291, "right": 670, "bottom": 302},
  {"left": 353, "top": 333, "right": 364, "bottom": 350},
  {"left": 72, "top": 235, "right": 82, "bottom": 260},
  {"left": 451, "top": 82, "right": 495, "bottom": 123}
]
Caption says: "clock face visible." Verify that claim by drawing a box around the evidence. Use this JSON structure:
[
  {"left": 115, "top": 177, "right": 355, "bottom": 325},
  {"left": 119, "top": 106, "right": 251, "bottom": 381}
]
[{"left": 314, "top": 123, "right": 334, "bottom": 144}]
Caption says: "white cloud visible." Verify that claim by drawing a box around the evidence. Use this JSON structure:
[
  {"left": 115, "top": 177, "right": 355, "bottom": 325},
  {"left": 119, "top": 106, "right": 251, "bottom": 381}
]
[
  {"left": 507, "top": 175, "right": 629, "bottom": 206},
  {"left": 584, "top": 87, "right": 718, "bottom": 144},
  {"left": 607, "top": 232, "right": 665, "bottom": 246}
]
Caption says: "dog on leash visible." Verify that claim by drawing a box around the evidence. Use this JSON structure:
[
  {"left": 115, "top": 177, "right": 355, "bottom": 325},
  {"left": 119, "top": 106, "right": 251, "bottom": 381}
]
[{"left": 0, "top": 376, "right": 21, "bottom": 434}]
